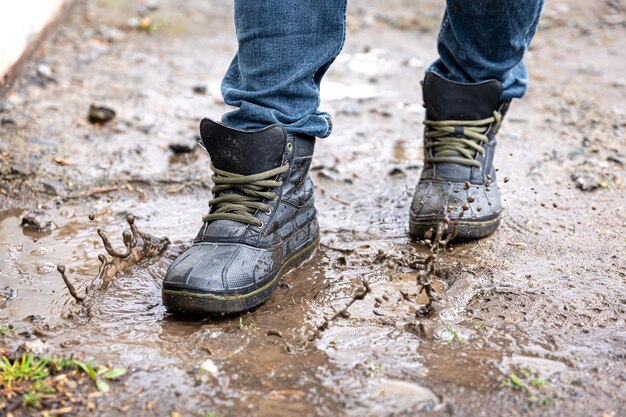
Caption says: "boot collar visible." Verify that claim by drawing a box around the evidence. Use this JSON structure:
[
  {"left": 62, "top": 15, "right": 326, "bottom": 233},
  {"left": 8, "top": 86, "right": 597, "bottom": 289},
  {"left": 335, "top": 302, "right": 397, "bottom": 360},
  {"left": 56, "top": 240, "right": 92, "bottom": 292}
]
[
  {"left": 422, "top": 71, "right": 502, "bottom": 121},
  {"left": 199, "top": 118, "right": 287, "bottom": 175}
]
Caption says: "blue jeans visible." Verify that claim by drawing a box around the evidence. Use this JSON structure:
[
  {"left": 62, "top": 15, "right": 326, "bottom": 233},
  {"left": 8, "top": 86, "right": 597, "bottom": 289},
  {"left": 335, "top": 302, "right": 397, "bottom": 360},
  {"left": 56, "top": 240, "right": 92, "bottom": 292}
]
[{"left": 221, "top": 0, "right": 544, "bottom": 138}]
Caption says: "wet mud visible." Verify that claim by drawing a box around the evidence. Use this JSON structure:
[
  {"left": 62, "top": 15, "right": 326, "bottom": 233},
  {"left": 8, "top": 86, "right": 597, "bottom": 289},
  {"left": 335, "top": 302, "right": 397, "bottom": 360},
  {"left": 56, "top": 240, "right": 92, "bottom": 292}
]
[{"left": 1, "top": 0, "right": 625, "bottom": 416}]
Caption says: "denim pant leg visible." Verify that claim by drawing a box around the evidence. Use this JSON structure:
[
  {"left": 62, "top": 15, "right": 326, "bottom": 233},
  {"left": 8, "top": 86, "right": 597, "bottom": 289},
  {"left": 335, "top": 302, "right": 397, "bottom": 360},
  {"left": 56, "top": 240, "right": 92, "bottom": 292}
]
[
  {"left": 221, "top": 0, "right": 347, "bottom": 138},
  {"left": 429, "top": 0, "right": 544, "bottom": 101}
]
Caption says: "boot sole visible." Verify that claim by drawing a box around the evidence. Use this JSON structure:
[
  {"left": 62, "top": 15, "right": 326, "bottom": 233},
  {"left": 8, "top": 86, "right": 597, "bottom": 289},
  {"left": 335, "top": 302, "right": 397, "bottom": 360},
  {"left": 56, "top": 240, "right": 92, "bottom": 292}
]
[
  {"left": 162, "top": 233, "right": 320, "bottom": 315},
  {"left": 409, "top": 216, "right": 500, "bottom": 242}
]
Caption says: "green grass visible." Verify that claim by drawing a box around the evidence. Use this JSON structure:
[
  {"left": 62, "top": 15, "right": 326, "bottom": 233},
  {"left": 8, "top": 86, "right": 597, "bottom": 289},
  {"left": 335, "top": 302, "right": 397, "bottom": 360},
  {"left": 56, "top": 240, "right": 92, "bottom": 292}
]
[
  {"left": 50, "top": 355, "right": 76, "bottom": 372},
  {"left": 0, "top": 354, "right": 127, "bottom": 410},
  {"left": 0, "top": 355, "right": 55, "bottom": 409},
  {"left": 529, "top": 377, "right": 548, "bottom": 387},
  {"left": 239, "top": 317, "right": 256, "bottom": 330},
  {"left": 0, "top": 323, "right": 14, "bottom": 336},
  {"left": 536, "top": 396, "right": 556, "bottom": 405},
  {"left": 504, "top": 372, "right": 529, "bottom": 393},
  {"left": 0, "top": 355, "right": 49, "bottom": 389},
  {"left": 473, "top": 322, "right": 487, "bottom": 330},
  {"left": 22, "top": 381, "right": 55, "bottom": 408},
  {"left": 71, "top": 359, "right": 127, "bottom": 392},
  {"left": 504, "top": 369, "right": 555, "bottom": 406},
  {"left": 365, "top": 362, "right": 382, "bottom": 378},
  {"left": 445, "top": 327, "right": 465, "bottom": 346}
]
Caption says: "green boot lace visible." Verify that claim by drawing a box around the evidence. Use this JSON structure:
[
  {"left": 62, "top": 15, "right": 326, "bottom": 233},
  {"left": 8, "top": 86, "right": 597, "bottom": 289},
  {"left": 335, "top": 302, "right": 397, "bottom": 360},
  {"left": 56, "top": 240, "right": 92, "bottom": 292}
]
[
  {"left": 424, "top": 111, "right": 501, "bottom": 168},
  {"left": 202, "top": 163, "right": 289, "bottom": 227}
]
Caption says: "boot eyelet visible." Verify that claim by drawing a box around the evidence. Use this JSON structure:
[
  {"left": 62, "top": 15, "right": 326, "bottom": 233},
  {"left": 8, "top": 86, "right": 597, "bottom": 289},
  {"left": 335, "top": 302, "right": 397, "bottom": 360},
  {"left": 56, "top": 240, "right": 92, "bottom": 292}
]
[
  {"left": 287, "top": 142, "right": 293, "bottom": 152},
  {"left": 258, "top": 221, "right": 264, "bottom": 228},
  {"left": 265, "top": 208, "right": 272, "bottom": 215}
]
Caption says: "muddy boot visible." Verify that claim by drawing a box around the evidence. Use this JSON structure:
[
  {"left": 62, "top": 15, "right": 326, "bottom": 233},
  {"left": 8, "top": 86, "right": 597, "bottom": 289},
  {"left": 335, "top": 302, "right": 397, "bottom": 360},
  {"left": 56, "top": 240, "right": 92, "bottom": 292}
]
[
  {"left": 409, "top": 72, "right": 510, "bottom": 241},
  {"left": 162, "top": 119, "right": 319, "bottom": 314}
]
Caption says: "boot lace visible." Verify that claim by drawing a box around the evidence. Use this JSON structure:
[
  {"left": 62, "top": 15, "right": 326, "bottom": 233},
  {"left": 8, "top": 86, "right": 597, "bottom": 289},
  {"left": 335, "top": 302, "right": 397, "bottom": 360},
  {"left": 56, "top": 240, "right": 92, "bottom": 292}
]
[
  {"left": 424, "top": 111, "right": 501, "bottom": 168},
  {"left": 202, "top": 163, "right": 289, "bottom": 226}
]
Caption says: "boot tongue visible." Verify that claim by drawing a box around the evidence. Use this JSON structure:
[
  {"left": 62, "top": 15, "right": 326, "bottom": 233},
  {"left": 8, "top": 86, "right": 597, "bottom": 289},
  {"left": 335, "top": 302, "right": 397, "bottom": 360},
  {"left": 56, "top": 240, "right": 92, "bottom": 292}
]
[
  {"left": 199, "top": 118, "right": 287, "bottom": 175},
  {"left": 423, "top": 72, "right": 502, "bottom": 121}
]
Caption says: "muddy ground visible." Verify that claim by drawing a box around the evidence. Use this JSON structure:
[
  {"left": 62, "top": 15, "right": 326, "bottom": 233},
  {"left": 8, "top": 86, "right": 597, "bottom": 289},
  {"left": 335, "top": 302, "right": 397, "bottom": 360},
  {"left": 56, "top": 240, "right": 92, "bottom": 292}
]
[{"left": 1, "top": 0, "right": 625, "bottom": 416}]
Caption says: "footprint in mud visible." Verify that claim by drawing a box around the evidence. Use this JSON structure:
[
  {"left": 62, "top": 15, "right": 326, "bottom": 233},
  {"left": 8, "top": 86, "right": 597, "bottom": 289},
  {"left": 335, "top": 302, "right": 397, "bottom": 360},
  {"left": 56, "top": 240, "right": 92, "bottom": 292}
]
[{"left": 316, "top": 324, "right": 441, "bottom": 415}]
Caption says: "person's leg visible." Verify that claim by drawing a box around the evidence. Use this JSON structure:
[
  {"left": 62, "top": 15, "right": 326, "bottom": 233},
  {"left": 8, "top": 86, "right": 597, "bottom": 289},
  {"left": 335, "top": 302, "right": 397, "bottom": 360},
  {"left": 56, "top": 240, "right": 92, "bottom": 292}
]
[
  {"left": 430, "top": 0, "right": 544, "bottom": 100},
  {"left": 410, "top": 1, "right": 544, "bottom": 240},
  {"left": 163, "top": 1, "right": 347, "bottom": 314},
  {"left": 221, "top": 0, "right": 348, "bottom": 138}
]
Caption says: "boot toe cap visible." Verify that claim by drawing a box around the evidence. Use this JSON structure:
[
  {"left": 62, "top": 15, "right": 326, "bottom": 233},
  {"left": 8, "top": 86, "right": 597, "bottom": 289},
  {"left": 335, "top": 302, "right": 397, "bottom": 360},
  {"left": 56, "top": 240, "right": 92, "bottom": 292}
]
[
  {"left": 409, "top": 179, "right": 502, "bottom": 240},
  {"left": 163, "top": 243, "right": 269, "bottom": 294}
]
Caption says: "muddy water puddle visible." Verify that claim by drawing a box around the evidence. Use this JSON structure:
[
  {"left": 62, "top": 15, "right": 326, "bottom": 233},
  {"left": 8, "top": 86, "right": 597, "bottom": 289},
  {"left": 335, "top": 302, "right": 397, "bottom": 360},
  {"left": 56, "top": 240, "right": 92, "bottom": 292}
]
[
  {"left": 0, "top": 194, "right": 459, "bottom": 416},
  {"left": 0, "top": 196, "right": 589, "bottom": 417}
]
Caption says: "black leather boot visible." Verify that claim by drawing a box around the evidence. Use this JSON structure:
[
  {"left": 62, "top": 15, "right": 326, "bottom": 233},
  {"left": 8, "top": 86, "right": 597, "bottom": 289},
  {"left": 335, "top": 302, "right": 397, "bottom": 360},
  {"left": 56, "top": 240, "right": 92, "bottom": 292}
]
[
  {"left": 162, "top": 119, "right": 319, "bottom": 314},
  {"left": 409, "top": 72, "right": 510, "bottom": 241}
]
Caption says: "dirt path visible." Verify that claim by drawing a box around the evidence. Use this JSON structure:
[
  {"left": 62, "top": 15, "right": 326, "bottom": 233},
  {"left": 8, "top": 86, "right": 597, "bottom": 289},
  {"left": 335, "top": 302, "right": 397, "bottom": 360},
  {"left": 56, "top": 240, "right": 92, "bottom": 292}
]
[{"left": 1, "top": 0, "right": 625, "bottom": 416}]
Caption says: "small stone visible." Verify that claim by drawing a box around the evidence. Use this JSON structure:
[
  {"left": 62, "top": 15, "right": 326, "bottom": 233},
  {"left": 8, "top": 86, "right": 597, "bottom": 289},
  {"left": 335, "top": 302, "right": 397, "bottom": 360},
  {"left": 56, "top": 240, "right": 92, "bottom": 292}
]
[
  {"left": 97, "top": 25, "right": 127, "bottom": 43},
  {"left": 36, "top": 64, "right": 53, "bottom": 80},
  {"left": 612, "top": 78, "right": 625, "bottom": 88},
  {"left": 318, "top": 168, "right": 338, "bottom": 181},
  {"left": 137, "top": 0, "right": 159, "bottom": 15},
  {"left": 25, "top": 314, "right": 44, "bottom": 323},
  {"left": 42, "top": 179, "right": 64, "bottom": 196},
  {"left": 192, "top": 84, "right": 208, "bottom": 95},
  {"left": 146, "top": 0, "right": 159, "bottom": 11},
  {"left": 21, "top": 210, "right": 52, "bottom": 232},
  {"left": 127, "top": 17, "right": 141, "bottom": 29},
  {"left": 407, "top": 57, "right": 425, "bottom": 68},
  {"left": 88, "top": 104, "right": 116, "bottom": 124},
  {"left": 467, "top": 196, "right": 475, "bottom": 203},
  {"left": 199, "top": 358, "right": 218, "bottom": 377},
  {"left": 169, "top": 143, "right": 196, "bottom": 154},
  {"left": 607, "top": 155, "right": 623, "bottom": 166},
  {"left": 138, "top": 16, "right": 153, "bottom": 31},
  {"left": 1, "top": 117, "right": 16, "bottom": 126},
  {"left": 20, "top": 340, "right": 47, "bottom": 356},
  {"left": 388, "top": 167, "right": 406, "bottom": 177},
  {"left": 571, "top": 173, "right": 600, "bottom": 192},
  {"left": 10, "top": 162, "right": 35, "bottom": 176}
]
